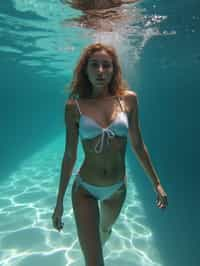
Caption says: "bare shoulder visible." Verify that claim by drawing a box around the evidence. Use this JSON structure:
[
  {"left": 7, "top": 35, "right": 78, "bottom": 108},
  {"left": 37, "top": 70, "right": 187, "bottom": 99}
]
[
  {"left": 64, "top": 98, "right": 79, "bottom": 123},
  {"left": 122, "top": 90, "right": 138, "bottom": 112}
]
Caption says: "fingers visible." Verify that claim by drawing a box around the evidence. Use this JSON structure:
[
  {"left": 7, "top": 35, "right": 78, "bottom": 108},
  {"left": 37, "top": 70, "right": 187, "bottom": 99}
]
[
  {"left": 156, "top": 194, "right": 168, "bottom": 209},
  {"left": 52, "top": 214, "right": 64, "bottom": 231}
]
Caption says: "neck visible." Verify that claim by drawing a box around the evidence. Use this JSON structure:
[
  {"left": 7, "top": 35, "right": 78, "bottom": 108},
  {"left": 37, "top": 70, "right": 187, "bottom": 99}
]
[{"left": 91, "top": 86, "right": 110, "bottom": 99}]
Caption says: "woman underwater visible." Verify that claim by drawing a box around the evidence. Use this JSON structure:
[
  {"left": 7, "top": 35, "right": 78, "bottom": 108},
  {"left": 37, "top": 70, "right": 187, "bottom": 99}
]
[{"left": 52, "top": 43, "right": 168, "bottom": 266}]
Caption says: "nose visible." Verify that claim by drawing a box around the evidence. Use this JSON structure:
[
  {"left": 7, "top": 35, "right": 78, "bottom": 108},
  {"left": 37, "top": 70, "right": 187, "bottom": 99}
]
[{"left": 97, "top": 64, "right": 104, "bottom": 73}]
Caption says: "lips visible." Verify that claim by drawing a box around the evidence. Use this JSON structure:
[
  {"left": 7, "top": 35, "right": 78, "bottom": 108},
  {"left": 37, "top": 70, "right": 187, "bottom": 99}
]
[{"left": 96, "top": 77, "right": 104, "bottom": 81}]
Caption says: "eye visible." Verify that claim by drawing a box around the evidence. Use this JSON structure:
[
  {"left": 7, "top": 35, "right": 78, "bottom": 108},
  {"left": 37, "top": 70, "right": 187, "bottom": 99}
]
[
  {"left": 91, "top": 62, "right": 99, "bottom": 68},
  {"left": 103, "top": 63, "right": 112, "bottom": 68}
]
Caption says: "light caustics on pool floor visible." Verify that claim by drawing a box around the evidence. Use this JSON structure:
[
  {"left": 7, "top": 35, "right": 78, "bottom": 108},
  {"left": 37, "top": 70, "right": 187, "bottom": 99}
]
[{"left": 0, "top": 136, "right": 162, "bottom": 266}]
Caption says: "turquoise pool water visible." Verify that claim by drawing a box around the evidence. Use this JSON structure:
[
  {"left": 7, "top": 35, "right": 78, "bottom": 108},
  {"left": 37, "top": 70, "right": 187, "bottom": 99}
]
[
  {"left": 0, "top": 1, "right": 199, "bottom": 266},
  {"left": 0, "top": 136, "right": 162, "bottom": 266}
]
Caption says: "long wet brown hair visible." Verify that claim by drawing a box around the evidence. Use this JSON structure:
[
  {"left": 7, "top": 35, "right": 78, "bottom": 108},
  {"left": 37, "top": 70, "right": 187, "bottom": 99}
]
[{"left": 69, "top": 43, "right": 128, "bottom": 99}]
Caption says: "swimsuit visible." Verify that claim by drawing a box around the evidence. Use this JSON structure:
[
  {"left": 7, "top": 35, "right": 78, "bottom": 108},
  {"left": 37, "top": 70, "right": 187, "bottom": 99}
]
[
  {"left": 75, "top": 174, "right": 127, "bottom": 200},
  {"left": 74, "top": 96, "right": 129, "bottom": 200}
]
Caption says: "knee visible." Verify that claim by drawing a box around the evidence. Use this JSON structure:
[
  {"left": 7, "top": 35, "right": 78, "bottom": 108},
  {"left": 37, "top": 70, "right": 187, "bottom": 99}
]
[{"left": 100, "top": 226, "right": 112, "bottom": 233}]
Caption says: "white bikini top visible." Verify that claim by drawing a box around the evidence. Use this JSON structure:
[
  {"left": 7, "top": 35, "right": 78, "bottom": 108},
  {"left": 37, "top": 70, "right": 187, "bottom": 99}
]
[{"left": 75, "top": 97, "right": 129, "bottom": 153}]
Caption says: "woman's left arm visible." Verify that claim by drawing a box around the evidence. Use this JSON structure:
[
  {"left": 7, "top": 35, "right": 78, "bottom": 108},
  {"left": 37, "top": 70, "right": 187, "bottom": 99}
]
[{"left": 128, "top": 92, "right": 168, "bottom": 209}]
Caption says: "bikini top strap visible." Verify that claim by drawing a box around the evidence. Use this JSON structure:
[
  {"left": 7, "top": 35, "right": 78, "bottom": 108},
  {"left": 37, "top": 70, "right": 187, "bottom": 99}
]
[
  {"left": 117, "top": 96, "right": 124, "bottom": 112},
  {"left": 74, "top": 99, "right": 82, "bottom": 115}
]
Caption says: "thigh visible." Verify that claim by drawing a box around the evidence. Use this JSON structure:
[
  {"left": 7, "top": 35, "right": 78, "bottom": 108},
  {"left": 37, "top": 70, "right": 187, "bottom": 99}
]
[
  {"left": 71, "top": 181, "right": 104, "bottom": 265},
  {"left": 100, "top": 182, "right": 127, "bottom": 231}
]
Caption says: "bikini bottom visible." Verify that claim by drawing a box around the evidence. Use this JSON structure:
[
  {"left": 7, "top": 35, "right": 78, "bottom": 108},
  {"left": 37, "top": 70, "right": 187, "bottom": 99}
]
[{"left": 74, "top": 173, "right": 127, "bottom": 201}]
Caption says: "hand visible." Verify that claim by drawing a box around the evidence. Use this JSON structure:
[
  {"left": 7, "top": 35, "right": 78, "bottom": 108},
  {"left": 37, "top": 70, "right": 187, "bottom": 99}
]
[
  {"left": 155, "top": 184, "right": 168, "bottom": 209},
  {"left": 52, "top": 205, "right": 64, "bottom": 231}
]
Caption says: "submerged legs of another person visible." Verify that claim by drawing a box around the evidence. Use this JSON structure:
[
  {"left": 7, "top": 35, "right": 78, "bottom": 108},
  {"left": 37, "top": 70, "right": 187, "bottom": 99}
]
[{"left": 99, "top": 182, "right": 127, "bottom": 246}]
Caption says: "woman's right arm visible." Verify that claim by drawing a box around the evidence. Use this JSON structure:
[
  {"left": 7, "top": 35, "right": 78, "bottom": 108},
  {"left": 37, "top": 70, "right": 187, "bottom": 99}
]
[{"left": 55, "top": 99, "right": 79, "bottom": 207}]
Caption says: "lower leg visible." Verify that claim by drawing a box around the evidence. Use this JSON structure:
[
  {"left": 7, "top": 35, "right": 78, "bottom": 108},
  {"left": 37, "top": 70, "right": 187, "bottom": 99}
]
[
  {"left": 85, "top": 252, "right": 104, "bottom": 266},
  {"left": 100, "top": 227, "right": 112, "bottom": 246}
]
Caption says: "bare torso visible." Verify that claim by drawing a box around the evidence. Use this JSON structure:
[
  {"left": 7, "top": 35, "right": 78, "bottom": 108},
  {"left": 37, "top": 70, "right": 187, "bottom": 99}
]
[
  {"left": 62, "top": 0, "right": 139, "bottom": 31},
  {"left": 65, "top": 0, "right": 123, "bottom": 10},
  {"left": 74, "top": 93, "right": 132, "bottom": 186}
]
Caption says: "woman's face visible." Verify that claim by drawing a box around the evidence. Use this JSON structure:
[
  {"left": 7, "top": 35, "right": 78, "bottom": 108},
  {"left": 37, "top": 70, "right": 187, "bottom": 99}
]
[{"left": 86, "top": 50, "right": 114, "bottom": 94}]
